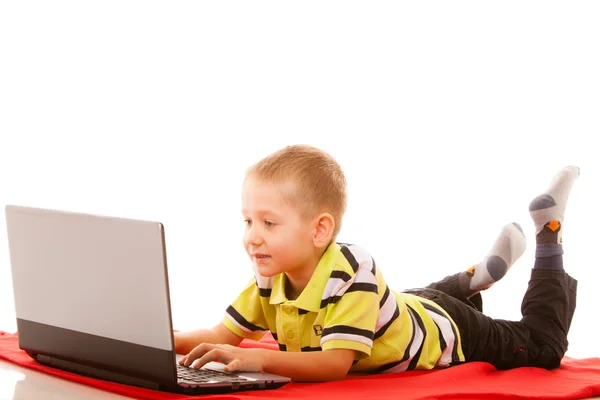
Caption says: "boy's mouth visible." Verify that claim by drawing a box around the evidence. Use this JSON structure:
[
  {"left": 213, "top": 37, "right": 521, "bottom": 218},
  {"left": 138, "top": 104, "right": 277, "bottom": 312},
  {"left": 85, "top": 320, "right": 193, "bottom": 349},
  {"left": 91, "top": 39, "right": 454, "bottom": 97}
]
[{"left": 253, "top": 254, "right": 271, "bottom": 260}]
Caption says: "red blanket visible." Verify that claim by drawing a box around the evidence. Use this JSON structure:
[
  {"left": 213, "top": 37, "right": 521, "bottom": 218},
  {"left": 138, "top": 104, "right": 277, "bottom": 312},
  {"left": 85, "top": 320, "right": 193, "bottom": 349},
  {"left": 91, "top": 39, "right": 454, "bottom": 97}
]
[{"left": 1, "top": 331, "right": 599, "bottom": 400}]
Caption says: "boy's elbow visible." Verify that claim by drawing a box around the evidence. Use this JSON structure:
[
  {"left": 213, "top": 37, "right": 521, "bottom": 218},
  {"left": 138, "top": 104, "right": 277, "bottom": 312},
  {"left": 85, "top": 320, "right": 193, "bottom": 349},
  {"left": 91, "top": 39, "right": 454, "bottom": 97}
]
[
  {"left": 314, "top": 363, "right": 351, "bottom": 382},
  {"left": 318, "top": 349, "right": 354, "bottom": 381},
  {"left": 328, "top": 367, "right": 350, "bottom": 381},
  {"left": 293, "top": 367, "right": 348, "bottom": 383}
]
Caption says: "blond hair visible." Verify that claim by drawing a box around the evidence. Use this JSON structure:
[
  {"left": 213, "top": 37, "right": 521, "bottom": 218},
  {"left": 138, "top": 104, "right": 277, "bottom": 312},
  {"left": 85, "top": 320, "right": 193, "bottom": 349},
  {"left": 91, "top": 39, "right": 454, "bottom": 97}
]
[{"left": 246, "top": 144, "right": 347, "bottom": 240}]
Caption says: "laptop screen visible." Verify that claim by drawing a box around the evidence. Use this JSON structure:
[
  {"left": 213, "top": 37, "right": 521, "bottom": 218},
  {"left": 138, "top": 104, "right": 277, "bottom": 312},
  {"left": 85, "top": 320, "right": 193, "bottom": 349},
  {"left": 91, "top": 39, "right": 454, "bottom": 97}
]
[{"left": 6, "top": 205, "right": 178, "bottom": 385}]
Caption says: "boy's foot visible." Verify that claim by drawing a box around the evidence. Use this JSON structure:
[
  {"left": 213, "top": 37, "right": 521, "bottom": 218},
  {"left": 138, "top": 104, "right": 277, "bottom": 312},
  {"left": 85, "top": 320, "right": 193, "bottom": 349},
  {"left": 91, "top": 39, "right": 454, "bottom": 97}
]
[
  {"left": 459, "top": 222, "right": 526, "bottom": 295},
  {"left": 529, "top": 166, "right": 580, "bottom": 248}
]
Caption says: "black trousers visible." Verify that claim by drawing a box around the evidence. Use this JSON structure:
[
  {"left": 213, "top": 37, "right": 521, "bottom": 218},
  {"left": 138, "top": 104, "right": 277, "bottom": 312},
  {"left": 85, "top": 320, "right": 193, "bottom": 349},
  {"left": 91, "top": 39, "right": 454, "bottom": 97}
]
[{"left": 403, "top": 268, "right": 577, "bottom": 370}]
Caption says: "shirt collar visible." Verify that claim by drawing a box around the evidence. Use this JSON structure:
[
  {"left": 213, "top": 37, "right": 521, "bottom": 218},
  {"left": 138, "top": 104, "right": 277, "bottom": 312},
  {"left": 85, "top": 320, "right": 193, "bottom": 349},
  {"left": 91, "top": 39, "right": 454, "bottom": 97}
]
[{"left": 269, "top": 242, "right": 339, "bottom": 312}]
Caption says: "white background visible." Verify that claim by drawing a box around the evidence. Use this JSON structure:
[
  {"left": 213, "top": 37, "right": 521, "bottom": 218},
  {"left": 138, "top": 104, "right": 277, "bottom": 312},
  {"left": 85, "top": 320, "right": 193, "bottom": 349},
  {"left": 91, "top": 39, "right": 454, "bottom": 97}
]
[{"left": 1, "top": 1, "right": 598, "bottom": 360}]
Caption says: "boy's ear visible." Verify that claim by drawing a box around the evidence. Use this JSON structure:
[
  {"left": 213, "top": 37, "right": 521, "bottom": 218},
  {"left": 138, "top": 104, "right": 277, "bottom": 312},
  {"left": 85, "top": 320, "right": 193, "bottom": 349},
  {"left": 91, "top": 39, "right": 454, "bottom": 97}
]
[{"left": 313, "top": 213, "right": 335, "bottom": 248}]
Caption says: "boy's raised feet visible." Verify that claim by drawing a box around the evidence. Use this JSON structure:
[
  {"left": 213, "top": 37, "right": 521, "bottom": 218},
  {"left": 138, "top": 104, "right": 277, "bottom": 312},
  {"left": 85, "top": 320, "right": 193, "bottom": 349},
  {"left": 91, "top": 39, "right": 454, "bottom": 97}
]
[
  {"left": 530, "top": 166, "right": 579, "bottom": 270},
  {"left": 529, "top": 166, "right": 580, "bottom": 249},
  {"left": 459, "top": 222, "right": 526, "bottom": 296}
]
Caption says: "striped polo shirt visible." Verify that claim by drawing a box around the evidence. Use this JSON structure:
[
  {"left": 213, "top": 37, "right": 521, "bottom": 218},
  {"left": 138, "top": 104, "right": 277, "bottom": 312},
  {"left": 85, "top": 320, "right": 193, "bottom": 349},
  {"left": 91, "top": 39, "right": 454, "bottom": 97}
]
[{"left": 222, "top": 242, "right": 465, "bottom": 372}]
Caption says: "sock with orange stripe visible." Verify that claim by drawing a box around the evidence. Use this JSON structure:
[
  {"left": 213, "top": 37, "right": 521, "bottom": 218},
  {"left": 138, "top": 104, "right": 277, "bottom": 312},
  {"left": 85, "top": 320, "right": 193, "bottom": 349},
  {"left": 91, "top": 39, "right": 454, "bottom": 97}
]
[
  {"left": 458, "top": 222, "right": 526, "bottom": 297},
  {"left": 529, "top": 166, "right": 580, "bottom": 270}
]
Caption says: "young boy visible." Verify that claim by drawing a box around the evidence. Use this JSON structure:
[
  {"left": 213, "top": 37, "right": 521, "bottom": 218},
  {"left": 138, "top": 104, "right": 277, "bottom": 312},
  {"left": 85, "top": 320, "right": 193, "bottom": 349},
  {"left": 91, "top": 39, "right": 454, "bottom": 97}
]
[{"left": 175, "top": 145, "right": 579, "bottom": 382}]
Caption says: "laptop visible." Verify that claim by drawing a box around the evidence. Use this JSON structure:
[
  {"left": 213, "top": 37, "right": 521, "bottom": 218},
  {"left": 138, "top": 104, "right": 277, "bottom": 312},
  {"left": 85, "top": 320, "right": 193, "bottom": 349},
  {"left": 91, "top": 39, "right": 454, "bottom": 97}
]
[{"left": 5, "top": 205, "right": 290, "bottom": 394}]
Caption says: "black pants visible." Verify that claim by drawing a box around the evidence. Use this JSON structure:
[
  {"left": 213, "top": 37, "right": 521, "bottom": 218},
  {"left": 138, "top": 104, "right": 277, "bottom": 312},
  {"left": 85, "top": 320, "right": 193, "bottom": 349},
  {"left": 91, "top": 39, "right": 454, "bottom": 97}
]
[{"left": 403, "top": 268, "right": 577, "bottom": 370}]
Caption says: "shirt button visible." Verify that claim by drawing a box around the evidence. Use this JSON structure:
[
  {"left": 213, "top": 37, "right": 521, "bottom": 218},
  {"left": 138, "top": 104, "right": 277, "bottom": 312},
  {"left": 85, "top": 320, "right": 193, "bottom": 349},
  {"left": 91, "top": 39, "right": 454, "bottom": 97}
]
[
  {"left": 284, "top": 308, "right": 293, "bottom": 315},
  {"left": 286, "top": 330, "right": 295, "bottom": 339}
]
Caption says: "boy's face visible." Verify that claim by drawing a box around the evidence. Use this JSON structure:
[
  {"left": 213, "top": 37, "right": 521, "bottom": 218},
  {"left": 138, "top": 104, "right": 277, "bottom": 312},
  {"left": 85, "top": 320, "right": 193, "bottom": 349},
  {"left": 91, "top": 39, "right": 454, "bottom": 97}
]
[{"left": 241, "top": 177, "right": 317, "bottom": 279}]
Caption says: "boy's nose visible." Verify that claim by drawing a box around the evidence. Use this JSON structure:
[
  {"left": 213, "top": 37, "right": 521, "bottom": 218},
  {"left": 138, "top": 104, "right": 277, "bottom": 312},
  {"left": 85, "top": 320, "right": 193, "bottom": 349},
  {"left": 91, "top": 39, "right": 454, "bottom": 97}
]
[{"left": 245, "top": 226, "right": 263, "bottom": 245}]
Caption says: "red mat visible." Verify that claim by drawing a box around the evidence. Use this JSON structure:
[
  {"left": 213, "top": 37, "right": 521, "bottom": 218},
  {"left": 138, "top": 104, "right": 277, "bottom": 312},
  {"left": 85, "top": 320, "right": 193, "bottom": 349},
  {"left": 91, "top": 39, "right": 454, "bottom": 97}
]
[{"left": 1, "top": 331, "right": 599, "bottom": 400}]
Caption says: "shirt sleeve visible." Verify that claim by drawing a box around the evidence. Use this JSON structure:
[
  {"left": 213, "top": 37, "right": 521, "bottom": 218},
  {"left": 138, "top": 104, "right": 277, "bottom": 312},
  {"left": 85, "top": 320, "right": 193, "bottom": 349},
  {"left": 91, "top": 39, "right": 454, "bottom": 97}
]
[
  {"left": 320, "top": 254, "right": 380, "bottom": 359},
  {"left": 221, "top": 278, "right": 269, "bottom": 341}
]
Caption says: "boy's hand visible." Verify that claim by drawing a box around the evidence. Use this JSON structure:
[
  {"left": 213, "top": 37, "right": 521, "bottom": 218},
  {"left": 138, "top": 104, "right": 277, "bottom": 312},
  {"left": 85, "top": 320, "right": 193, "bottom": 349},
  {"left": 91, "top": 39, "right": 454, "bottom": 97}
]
[{"left": 178, "top": 343, "right": 264, "bottom": 373}]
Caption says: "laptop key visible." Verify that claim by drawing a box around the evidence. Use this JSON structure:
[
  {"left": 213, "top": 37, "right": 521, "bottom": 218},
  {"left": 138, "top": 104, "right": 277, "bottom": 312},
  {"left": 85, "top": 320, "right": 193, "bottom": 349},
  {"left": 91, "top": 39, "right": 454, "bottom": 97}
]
[{"left": 176, "top": 365, "right": 252, "bottom": 383}]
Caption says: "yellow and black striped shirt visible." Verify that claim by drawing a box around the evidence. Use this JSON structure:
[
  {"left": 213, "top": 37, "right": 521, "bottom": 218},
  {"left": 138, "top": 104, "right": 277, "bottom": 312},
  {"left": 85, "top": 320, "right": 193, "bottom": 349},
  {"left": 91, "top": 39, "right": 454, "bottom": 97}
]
[{"left": 222, "top": 242, "right": 465, "bottom": 372}]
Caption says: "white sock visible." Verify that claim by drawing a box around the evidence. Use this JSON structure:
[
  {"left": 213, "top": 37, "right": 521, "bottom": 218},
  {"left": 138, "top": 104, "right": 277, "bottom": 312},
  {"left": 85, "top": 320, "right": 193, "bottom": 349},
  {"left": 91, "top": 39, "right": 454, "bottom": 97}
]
[
  {"left": 464, "top": 223, "right": 526, "bottom": 292},
  {"left": 529, "top": 166, "right": 580, "bottom": 246}
]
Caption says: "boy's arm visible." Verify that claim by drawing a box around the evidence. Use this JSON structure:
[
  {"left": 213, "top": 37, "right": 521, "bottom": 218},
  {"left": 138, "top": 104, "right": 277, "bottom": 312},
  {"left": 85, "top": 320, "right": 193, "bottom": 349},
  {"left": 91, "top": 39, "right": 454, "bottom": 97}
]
[
  {"left": 179, "top": 343, "right": 356, "bottom": 382},
  {"left": 174, "top": 323, "right": 243, "bottom": 354},
  {"left": 260, "top": 347, "right": 356, "bottom": 381}
]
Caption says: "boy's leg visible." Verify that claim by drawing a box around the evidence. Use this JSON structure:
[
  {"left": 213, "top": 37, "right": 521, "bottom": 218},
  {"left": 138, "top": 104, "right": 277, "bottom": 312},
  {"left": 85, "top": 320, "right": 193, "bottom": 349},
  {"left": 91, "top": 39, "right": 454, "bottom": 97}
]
[
  {"left": 520, "top": 166, "right": 580, "bottom": 365},
  {"left": 425, "top": 223, "right": 526, "bottom": 312},
  {"left": 435, "top": 166, "right": 579, "bottom": 369}
]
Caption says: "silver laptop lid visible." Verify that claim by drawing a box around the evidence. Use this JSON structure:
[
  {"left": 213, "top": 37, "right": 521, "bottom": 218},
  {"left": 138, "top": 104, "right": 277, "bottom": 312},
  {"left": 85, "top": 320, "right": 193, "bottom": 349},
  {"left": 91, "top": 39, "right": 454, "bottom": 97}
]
[
  {"left": 6, "top": 205, "right": 290, "bottom": 393},
  {"left": 5, "top": 205, "right": 175, "bottom": 352}
]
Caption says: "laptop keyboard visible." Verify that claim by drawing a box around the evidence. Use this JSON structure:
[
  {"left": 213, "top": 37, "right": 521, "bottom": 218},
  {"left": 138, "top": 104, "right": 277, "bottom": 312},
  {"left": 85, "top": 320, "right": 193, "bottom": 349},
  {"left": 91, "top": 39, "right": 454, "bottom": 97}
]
[{"left": 177, "top": 365, "right": 253, "bottom": 383}]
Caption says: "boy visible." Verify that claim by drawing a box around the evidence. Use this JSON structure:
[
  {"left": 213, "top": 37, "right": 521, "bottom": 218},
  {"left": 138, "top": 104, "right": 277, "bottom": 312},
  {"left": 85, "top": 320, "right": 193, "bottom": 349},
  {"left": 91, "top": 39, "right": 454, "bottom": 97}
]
[{"left": 175, "top": 145, "right": 579, "bottom": 382}]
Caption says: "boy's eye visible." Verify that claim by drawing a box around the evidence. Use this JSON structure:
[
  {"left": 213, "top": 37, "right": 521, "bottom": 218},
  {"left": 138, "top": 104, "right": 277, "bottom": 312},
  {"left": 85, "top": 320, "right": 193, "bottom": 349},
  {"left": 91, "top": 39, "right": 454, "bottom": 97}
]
[
  {"left": 264, "top": 220, "right": 275, "bottom": 227},
  {"left": 244, "top": 219, "right": 252, "bottom": 226}
]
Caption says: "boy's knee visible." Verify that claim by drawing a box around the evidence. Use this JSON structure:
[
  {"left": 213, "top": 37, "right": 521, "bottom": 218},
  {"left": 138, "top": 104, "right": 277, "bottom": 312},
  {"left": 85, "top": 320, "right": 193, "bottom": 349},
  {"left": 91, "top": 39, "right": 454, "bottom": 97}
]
[{"left": 531, "top": 345, "right": 563, "bottom": 369}]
